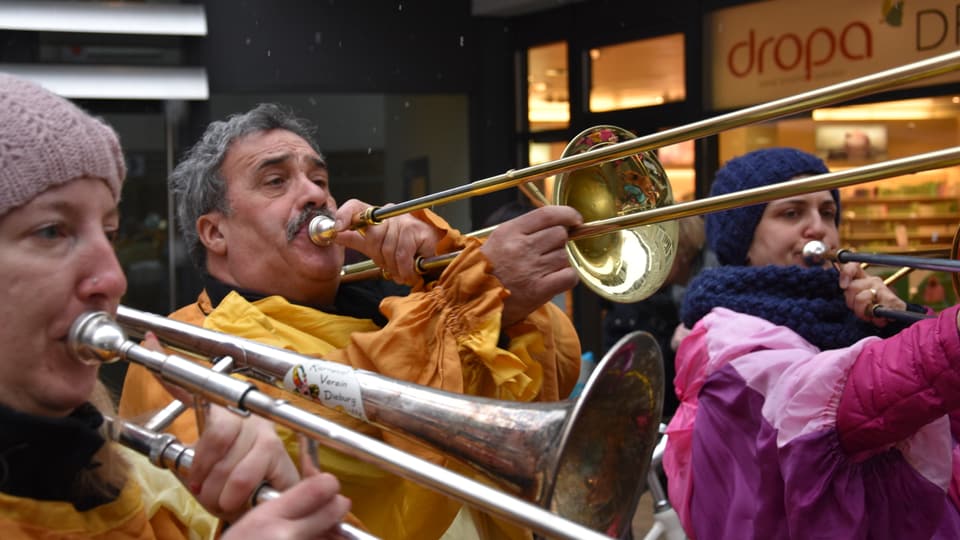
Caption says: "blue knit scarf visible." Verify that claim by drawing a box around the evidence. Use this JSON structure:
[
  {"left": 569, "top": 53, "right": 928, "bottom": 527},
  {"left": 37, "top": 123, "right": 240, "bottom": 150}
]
[{"left": 680, "top": 266, "right": 909, "bottom": 350}]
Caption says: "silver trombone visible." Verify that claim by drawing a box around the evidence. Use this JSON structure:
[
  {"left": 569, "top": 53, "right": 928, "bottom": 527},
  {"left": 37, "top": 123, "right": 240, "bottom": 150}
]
[{"left": 71, "top": 310, "right": 664, "bottom": 540}]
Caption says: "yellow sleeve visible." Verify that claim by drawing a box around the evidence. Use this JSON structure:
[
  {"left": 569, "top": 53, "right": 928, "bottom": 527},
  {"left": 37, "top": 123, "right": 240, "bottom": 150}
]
[{"left": 118, "top": 445, "right": 220, "bottom": 540}]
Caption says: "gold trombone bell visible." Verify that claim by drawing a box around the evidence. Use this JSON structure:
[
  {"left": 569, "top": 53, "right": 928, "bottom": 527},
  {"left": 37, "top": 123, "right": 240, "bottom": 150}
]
[{"left": 557, "top": 126, "right": 678, "bottom": 303}]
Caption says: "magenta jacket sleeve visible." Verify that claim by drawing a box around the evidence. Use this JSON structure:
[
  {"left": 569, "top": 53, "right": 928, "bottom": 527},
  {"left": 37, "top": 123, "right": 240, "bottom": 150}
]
[{"left": 838, "top": 305, "right": 960, "bottom": 456}]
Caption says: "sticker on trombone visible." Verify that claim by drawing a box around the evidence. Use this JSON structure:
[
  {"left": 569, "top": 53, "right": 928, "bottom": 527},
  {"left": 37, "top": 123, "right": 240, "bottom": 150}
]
[{"left": 283, "top": 361, "right": 367, "bottom": 421}]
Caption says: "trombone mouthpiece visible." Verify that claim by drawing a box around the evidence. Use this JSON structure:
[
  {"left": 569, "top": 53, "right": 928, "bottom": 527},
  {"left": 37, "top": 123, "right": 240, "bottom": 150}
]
[
  {"left": 802, "top": 240, "right": 828, "bottom": 266},
  {"left": 308, "top": 215, "right": 336, "bottom": 246},
  {"left": 68, "top": 311, "right": 126, "bottom": 366}
]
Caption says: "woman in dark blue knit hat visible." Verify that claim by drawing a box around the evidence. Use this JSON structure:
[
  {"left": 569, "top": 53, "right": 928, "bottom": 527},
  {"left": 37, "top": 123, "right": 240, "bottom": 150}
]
[{"left": 661, "top": 147, "right": 960, "bottom": 539}]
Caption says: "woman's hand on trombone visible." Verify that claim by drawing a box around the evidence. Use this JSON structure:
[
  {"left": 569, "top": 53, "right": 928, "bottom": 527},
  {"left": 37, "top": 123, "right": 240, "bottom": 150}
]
[
  {"left": 220, "top": 467, "right": 352, "bottom": 540},
  {"left": 140, "top": 333, "right": 353, "bottom": 536},
  {"left": 837, "top": 262, "right": 908, "bottom": 327},
  {"left": 481, "top": 205, "right": 582, "bottom": 327},
  {"left": 189, "top": 405, "right": 301, "bottom": 523}
]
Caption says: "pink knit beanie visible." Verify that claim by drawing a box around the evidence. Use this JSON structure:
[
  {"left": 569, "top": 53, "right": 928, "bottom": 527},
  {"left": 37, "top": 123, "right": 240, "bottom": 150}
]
[{"left": 0, "top": 72, "right": 125, "bottom": 217}]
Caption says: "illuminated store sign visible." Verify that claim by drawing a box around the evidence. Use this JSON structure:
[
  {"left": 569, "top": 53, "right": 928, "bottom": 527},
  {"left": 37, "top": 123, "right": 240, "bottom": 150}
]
[{"left": 709, "top": 0, "right": 960, "bottom": 109}]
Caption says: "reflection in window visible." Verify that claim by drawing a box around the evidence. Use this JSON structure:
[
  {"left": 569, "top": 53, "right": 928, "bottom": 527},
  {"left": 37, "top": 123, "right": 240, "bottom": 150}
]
[
  {"left": 589, "top": 34, "right": 685, "bottom": 113},
  {"left": 528, "top": 42, "right": 569, "bottom": 132},
  {"left": 528, "top": 141, "right": 567, "bottom": 201},
  {"left": 657, "top": 139, "right": 695, "bottom": 202}
]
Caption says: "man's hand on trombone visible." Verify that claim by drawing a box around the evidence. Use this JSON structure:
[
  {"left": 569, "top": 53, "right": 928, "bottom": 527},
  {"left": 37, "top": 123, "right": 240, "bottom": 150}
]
[
  {"left": 334, "top": 199, "right": 444, "bottom": 286},
  {"left": 481, "top": 205, "right": 582, "bottom": 327}
]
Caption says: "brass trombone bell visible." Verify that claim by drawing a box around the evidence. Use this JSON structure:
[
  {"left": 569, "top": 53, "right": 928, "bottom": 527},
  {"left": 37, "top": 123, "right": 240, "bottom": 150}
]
[
  {"left": 104, "top": 305, "right": 664, "bottom": 539},
  {"left": 555, "top": 126, "right": 677, "bottom": 303}
]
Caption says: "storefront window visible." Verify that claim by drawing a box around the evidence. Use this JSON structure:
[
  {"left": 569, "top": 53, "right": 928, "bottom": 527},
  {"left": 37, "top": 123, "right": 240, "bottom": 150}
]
[
  {"left": 527, "top": 140, "right": 566, "bottom": 201},
  {"left": 589, "top": 34, "right": 685, "bottom": 113},
  {"left": 657, "top": 140, "right": 695, "bottom": 202},
  {"left": 527, "top": 42, "right": 569, "bottom": 132}
]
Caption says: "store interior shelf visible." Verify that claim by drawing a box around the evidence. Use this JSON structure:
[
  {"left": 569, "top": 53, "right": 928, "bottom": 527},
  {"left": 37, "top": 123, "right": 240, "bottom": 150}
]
[
  {"left": 843, "top": 215, "right": 960, "bottom": 223},
  {"left": 844, "top": 196, "right": 958, "bottom": 204},
  {"left": 844, "top": 232, "right": 953, "bottom": 241},
  {"left": 853, "top": 243, "right": 955, "bottom": 253}
]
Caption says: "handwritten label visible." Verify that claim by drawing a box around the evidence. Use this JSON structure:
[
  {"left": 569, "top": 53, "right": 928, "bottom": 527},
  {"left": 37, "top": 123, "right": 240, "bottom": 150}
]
[{"left": 283, "top": 360, "right": 367, "bottom": 421}]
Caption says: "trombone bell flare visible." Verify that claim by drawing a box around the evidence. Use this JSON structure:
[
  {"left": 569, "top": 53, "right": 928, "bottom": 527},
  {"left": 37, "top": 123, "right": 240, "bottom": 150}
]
[
  {"left": 545, "top": 330, "right": 665, "bottom": 534},
  {"left": 557, "top": 126, "right": 678, "bottom": 304}
]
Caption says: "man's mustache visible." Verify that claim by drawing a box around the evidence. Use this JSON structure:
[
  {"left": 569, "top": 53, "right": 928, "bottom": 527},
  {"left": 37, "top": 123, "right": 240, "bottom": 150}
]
[{"left": 287, "top": 206, "right": 334, "bottom": 241}]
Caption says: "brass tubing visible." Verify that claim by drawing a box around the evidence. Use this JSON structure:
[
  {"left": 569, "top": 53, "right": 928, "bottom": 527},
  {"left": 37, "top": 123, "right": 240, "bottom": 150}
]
[
  {"left": 339, "top": 224, "right": 496, "bottom": 281},
  {"left": 861, "top": 249, "right": 952, "bottom": 285},
  {"left": 838, "top": 249, "right": 960, "bottom": 273},
  {"left": 342, "top": 148, "right": 960, "bottom": 282},
  {"left": 571, "top": 147, "right": 960, "bottom": 241},
  {"left": 803, "top": 238, "right": 960, "bottom": 274},
  {"left": 332, "top": 50, "right": 960, "bottom": 230},
  {"left": 883, "top": 266, "right": 916, "bottom": 287}
]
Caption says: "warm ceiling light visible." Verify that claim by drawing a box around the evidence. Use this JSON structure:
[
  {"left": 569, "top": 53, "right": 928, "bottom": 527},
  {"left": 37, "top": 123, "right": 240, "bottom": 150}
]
[{"left": 528, "top": 99, "right": 570, "bottom": 123}]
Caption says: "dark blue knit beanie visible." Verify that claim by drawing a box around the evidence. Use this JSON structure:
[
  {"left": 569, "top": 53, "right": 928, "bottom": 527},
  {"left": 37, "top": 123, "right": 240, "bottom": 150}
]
[{"left": 706, "top": 147, "right": 837, "bottom": 266}]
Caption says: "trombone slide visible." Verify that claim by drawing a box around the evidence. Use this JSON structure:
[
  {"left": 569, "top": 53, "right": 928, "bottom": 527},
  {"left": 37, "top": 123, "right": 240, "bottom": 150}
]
[
  {"left": 834, "top": 249, "right": 960, "bottom": 274},
  {"left": 112, "top": 305, "right": 663, "bottom": 538},
  {"left": 870, "top": 306, "right": 932, "bottom": 323},
  {"left": 803, "top": 240, "right": 960, "bottom": 274},
  {"left": 70, "top": 311, "right": 618, "bottom": 540}
]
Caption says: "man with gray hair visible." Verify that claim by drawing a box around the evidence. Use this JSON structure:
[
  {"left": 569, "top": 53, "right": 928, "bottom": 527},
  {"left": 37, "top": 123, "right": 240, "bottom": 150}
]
[{"left": 120, "top": 103, "right": 583, "bottom": 539}]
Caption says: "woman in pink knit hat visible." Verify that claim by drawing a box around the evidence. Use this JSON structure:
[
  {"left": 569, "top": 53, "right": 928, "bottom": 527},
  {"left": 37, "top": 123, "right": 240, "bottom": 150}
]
[{"left": 0, "top": 72, "right": 351, "bottom": 539}]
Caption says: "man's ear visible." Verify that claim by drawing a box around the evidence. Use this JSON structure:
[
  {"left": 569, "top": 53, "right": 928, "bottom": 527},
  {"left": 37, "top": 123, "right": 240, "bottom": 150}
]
[{"left": 197, "top": 212, "right": 227, "bottom": 256}]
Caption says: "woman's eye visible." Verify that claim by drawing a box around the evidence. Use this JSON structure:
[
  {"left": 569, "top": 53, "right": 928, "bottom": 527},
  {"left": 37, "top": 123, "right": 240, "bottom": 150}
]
[
  {"left": 105, "top": 228, "right": 119, "bottom": 243},
  {"left": 34, "top": 224, "right": 65, "bottom": 240}
]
